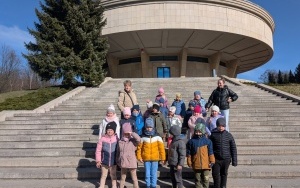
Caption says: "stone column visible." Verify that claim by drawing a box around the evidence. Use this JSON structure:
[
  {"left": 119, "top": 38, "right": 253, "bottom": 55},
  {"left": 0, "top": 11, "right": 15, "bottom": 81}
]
[
  {"left": 208, "top": 52, "right": 221, "bottom": 77},
  {"left": 141, "top": 50, "right": 149, "bottom": 78},
  {"left": 107, "top": 55, "right": 118, "bottom": 78},
  {"left": 226, "top": 59, "right": 239, "bottom": 78},
  {"left": 179, "top": 48, "right": 187, "bottom": 77}
]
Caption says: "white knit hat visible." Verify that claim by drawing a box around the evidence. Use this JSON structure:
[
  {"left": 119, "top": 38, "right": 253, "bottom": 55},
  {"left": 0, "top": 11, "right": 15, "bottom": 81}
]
[
  {"left": 107, "top": 104, "right": 115, "bottom": 113},
  {"left": 169, "top": 106, "right": 176, "bottom": 114},
  {"left": 146, "top": 101, "right": 153, "bottom": 109},
  {"left": 211, "top": 105, "right": 220, "bottom": 112}
]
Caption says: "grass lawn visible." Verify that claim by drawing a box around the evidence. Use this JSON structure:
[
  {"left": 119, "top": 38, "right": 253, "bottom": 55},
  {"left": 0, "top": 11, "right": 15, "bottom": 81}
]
[
  {"left": 0, "top": 87, "right": 72, "bottom": 111},
  {"left": 271, "top": 84, "right": 300, "bottom": 97},
  {"left": 0, "top": 90, "right": 37, "bottom": 103}
]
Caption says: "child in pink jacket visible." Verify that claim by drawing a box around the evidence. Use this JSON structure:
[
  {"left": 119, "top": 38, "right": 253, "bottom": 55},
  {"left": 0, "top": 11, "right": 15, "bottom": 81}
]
[
  {"left": 95, "top": 122, "right": 118, "bottom": 188},
  {"left": 188, "top": 105, "right": 204, "bottom": 139},
  {"left": 116, "top": 122, "right": 141, "bottom": 188}
]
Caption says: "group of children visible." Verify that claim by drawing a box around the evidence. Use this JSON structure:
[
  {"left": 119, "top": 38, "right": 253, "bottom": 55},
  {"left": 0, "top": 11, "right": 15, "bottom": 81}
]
[{"left": 95, "top": 87, "right": 237, "bottom": 188}]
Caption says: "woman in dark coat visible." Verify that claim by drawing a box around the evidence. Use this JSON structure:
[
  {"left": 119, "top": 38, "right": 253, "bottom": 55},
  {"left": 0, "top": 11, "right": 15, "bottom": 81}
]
[{"left": 205, "top": 78, "right": 238, "bottom": 132}]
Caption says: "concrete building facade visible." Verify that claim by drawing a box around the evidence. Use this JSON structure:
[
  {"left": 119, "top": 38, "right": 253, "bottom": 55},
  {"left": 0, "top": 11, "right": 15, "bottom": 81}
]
[{"left": 100, "top": 0, "right": 275, "bottom": 78}]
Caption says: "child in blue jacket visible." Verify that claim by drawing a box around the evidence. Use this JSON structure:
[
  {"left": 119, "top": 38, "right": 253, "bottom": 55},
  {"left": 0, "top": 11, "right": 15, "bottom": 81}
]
[{"left": 131, "top": 104, "right": 144, "bottom": 136}]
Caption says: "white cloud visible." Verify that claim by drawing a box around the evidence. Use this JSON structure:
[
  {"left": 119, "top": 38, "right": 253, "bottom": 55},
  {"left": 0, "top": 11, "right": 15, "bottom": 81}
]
[{"left": 0, "top": 24, "right": 34, "bottom": 55}]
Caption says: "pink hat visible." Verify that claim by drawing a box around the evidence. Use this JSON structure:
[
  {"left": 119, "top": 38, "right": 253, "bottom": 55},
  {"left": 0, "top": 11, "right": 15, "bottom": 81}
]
[
  {"left": 123, "top": 107, "right": 131, "bottom": 115},
  {"left": 122, "top": 122, "right": 132, "bottom": 133},
  {"left": 158, "top": 87, "right": 164, "bottom": 93},
  {"left": 194, "top": 105, "right": 201, "bottom": 113}
]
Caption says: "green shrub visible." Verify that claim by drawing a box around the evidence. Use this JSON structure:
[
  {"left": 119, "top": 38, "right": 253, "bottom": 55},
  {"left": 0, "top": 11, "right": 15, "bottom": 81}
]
[{"left": 0, "top": 87, "right": 72, "bottom": 111}]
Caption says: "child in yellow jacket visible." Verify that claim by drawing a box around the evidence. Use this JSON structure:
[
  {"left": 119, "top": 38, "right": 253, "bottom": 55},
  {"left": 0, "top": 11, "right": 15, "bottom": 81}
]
[{"left": 136, "top": 117, "right": 166, "bottom": 188}]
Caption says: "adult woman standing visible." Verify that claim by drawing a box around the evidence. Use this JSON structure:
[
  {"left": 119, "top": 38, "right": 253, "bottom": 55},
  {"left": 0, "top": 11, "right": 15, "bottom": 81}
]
[
  {"left": 205, "top": 79, "right": 238, "bottom": 132},
  {"left": 117, "top": 80, "right": 138, "bottom": 119}
]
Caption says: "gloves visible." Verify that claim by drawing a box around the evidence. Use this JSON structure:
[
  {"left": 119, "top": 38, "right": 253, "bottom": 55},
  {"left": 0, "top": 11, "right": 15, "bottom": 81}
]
[{"left": 209, "top": 163, "right": 214, "bottom": 168}]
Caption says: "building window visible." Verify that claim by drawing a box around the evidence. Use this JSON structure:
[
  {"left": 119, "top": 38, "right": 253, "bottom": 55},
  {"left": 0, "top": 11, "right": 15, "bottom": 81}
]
[
  {"left": 220, "top": 61, "right": 227, "bottom": 67},
  {"left": 119, "top": 57, "right": 141, "bottom": 65},
  {"left": 150, "top": 56, "right": 178, "bottom": 61},
  {"left": 187, "top": 56, "right": 208, "bottom": 63}
]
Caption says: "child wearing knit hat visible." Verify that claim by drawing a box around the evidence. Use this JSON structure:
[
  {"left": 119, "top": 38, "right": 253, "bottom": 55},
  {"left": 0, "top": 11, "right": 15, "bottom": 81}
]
[
  {"left": 189, "top": 90, "right": 207, "bottom": 117},
  {"left": 143, "top": 100, "right": 153, "bottom": 120},
  {"left": 186, "top": 123, "right": 215, "bottom": 188},
  {"left": 99, "top": 104, "right": 120, "bottom": 139},
  {"left": 171, "top": 93, "right": 186, "bottom": 118},
  {"left": 182, "top": 101, "right": 196, "bottom": 135},
  {"left": 150, "top": 103, "right": 168, "bottom": 140},
  {"left": 210, "top": 117, "right": 237, "bottom": 188},
  {"left": 95, "top": 121, "right": 119, "bottom": 188},
  {"left": 130, "top": 105, "right": 144, "bottom": 136},
  {"left": 116, "top": 122, "right": 141, "bottom": 188},
  {"left": 158, "top": 97, "right": 168, "bottom": 118},
  {"left": 136, "top": 117, "right": 166, "bottom": 188},
  {"left": 166, "top": 106, "right": 182, "bottom": 148},
  {"left": 206, "top": 105, "right": 224, "bottom": 136},
  {"left": 155, "top": 86, "right": 169, "bottom": 109},
  {"left": 119, "top": 107, "right": 137, "bottom": 139},
  {"left": 187, "top": 105, "right": 205, "bottom": 139}
]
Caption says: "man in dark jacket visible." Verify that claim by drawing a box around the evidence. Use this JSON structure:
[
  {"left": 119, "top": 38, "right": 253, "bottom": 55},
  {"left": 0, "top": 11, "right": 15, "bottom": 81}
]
[
  {"left": 205, "top": 78, "right": 238, "bottom": 132},
  {"left": 168, "top": 125, "right": 186, "bottom": 188},
  {"left": 210, "top": 118, "right": 237, "bottom": 188}
]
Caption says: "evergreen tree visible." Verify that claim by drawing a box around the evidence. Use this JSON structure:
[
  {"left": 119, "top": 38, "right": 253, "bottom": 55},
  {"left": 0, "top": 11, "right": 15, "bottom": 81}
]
[
  {"left": 268, "top": 71, "right": 276, "bottom": 84},
  {"left": 283, "top": 73, "right": 289, "bottom": 84},
  {"left": 288, "top": 70, "right": 295, "bottom": 83},
  {"left": 277, "top": 70, "right": 283, "bottom": 84},
  {"left": 23, "top": 0, "right": 108, "bottom": 86},
  {"left": 295, "top": 63, "right": 300, "bottom": 83}
]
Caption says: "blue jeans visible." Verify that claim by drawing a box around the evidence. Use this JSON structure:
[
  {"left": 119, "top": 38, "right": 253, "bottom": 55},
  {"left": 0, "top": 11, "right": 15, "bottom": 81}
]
[
  {"left": 220, "top": 109, "right": 230, "bottom": 132},
  {"left": 144, "top": 161, "right": 158, "bottom": 188}
]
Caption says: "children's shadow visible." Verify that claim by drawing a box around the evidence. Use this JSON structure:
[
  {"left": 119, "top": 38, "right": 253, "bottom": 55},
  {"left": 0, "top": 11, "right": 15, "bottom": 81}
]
[{"left": 76, "top": 140, "right": 99, "bottom": 187}]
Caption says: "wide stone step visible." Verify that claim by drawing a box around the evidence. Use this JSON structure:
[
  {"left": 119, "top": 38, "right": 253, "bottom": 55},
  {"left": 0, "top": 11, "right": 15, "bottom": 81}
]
[
  {"left": 0, "top": 148, "right": 94, "bottom": 157},
  {"left": 5, "top": 116, "right": 101, "bottom": 121},
  {"left": 230, "top": 121, "right": 300, "bottom": 126},
  {"left": 1, "top": 178, "right": 299, "bottom": 188},
  {"left": 231, "top": 125, "right": 300, "bottom": 132},
  {"left": 233, "top": 132, "right": 299, "bottom": 139},
  {"left": 230, "top": 104, "right": 298, "bottom": 108},
  {"left": 2, "top": 146, "right": 299, "bottom": 158},
  {"left": 0, "top": 124, "right": 97, "bottom": 130},
  {"left": 230, "top": 112, "right": 300, "bottom": 116},
  {"left": 230, "top": 116, "right": 300, "bottom": 121},
  {"left": 0, "top": 134, "right": 96, "bottom": 142},
  {"left": 0, "top": 129, "right": 97, "bottom": 135},
  {"left": 1, "top": 154, "right": 299, "bottom": 168},
  {"left": 0, "top": 141, "right": 96, "bottom": 149},
  {"left": 0, "top": 165, "right": 299, "bottom": 179},
  {"left": 235, "top": 139, "right": 300, "bottom": 146},
  {"left": 0, "top": 120, "right": 98, "bottom": 124},
  {"left": 238, "top": 154, "right": 300, "bottom": 165},
  {"left": 0, "top": 157, "right": 95, "bottom": 167},
  {"left": 238, "top": 146, "right": 300, "bottom": 155}
]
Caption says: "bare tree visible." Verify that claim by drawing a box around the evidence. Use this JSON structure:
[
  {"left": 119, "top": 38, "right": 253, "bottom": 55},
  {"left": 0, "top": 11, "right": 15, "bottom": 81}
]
[{"left": 0, "top": 45, "right": 21, "bottom": 92}]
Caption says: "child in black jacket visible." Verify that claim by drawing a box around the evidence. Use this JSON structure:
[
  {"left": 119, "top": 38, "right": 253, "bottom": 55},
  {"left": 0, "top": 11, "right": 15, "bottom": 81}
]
[{"left": 210, "top": 118, "right": 237, "bottom": 188}]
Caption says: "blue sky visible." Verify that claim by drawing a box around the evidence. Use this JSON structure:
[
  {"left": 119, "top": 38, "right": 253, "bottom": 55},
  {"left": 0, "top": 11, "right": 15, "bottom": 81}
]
[{"left": 0, "top": 0, "right": 299, "bottom": 82}]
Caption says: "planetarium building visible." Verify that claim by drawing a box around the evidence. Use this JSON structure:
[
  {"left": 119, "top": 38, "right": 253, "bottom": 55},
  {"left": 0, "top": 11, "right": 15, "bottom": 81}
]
[{"left": 100, "top": 0, "right": 275, "bottom": 78}]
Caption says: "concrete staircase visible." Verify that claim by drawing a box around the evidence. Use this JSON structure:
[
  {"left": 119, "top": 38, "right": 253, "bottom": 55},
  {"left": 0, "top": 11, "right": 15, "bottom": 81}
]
[{"left": 0, "top": 77, "right": 299, "bottom": 188}]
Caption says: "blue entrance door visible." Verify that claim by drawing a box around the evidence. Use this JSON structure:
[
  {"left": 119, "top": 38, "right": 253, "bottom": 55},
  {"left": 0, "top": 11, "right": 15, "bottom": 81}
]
[{"left": 157, "top": 67, "right": 170, "bottom": 78}]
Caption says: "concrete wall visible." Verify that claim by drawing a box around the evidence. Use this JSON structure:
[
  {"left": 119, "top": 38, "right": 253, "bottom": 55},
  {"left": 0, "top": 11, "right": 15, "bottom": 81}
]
[{"left": 103, "top": 1, "right": 274, "bottom": 49}]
